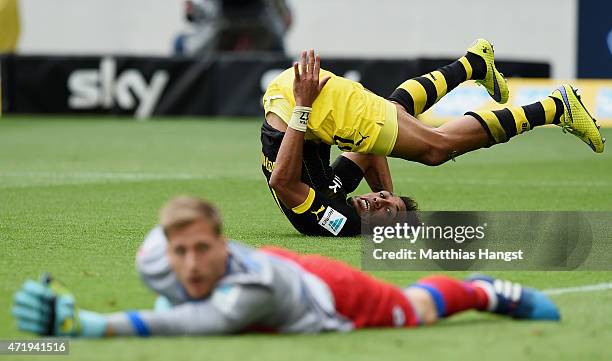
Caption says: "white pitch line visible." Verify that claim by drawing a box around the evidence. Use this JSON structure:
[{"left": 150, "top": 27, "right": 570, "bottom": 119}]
[
  {"left": 0, "top": 171, "right": 264, "bottom": 189},
  {"left": 0, "top": 171, "right": 208, "bottom": 180},
  {"left": 543, "top": 282, "right": 612, "bottom": 296},
  {"left": 399, "top": 177, "right": 612, "bottom": 188},
  {"left": 1, "top": 172, "right": 610, "bottom": 188}
]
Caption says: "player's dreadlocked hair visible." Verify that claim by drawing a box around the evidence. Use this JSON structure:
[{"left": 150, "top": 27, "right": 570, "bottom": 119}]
[{"left": 160, "top": 196, "right": 223, "bottom": 237}]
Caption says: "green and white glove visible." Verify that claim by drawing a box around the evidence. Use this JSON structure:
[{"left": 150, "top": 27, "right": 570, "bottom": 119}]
[{"left": 12, "top": 275, "right": 107, "bottom": 337}]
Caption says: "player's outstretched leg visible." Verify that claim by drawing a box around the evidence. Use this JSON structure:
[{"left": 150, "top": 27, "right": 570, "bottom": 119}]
[
  {"left": 406, "top": 275, "right": 559, "bottom": 324},
  {"left": 468, "top": 84, "right": 605, "bottom": 153},
  {"left": 389, "top": 39, "right": 508, "bottom": 117},
  {"left": 390, "top": 84, "right": 604, "bottom": 165}
]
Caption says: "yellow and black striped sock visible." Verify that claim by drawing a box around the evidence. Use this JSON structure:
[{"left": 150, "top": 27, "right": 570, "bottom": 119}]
[
  {"left": 466, "top": 97, "right": 564, "bottom": 145},
  {"left": 389, "top": 53, "right": 486, "bottom": 116}
]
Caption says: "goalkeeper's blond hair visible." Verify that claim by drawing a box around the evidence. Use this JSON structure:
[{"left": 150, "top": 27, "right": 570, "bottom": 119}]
[{"left": 159, "top": 196, "right": 222, "bottom": 237}]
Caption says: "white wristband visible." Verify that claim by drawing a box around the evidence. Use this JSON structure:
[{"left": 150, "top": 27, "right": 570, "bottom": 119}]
[{"left": 288, "top": 106, "right": 312, "bottom": 132}]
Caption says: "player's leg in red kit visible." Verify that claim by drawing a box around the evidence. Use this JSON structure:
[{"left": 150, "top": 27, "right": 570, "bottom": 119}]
[
  {"left": 261, "top": 247, "right": 560, "bottom": 326},
  {"left": 407, "top": 275, "right": 490, "bottom": 323},
  {"left": 409, "top": 274, "right": 561, "bottom": 322}
]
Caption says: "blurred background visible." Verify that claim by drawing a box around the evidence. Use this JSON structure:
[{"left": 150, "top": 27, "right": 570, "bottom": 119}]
[{"left": 1, "top": 0, "right": 611, "bottom": 122}]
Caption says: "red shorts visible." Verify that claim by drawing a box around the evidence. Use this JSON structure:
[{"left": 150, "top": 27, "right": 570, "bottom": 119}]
[{"left": 261, "top": 247, "right": 419, "bottom": 329}]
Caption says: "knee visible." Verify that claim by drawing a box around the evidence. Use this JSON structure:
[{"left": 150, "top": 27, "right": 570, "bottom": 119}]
[
  {"left": 405, "top": 287, "right": 439, "bottom": 325},
  {"left": 420, "top": 151, "right": 447, "bottom": 166}
]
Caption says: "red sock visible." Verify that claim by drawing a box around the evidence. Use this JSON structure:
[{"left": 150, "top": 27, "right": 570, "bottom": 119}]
[{"left": 414, "top": 275, "right": 489, "bottom": 317}]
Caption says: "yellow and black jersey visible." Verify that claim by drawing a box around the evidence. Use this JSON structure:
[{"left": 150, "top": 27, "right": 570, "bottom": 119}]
[
  {"left": 263, "top": 68, "right": 398, "bottom": 156},
  {"left": 261, "top": 121, "right": 363, "bottom": 236}
]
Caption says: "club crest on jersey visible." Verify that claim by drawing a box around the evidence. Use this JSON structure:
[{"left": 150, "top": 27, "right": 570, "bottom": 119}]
[{"left": 318, "top": 207, "right": 347, "bottom": 235}]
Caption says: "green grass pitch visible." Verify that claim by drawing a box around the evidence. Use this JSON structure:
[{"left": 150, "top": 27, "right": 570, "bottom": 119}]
[{"left": 1, "top": 117, "right": 611, "bottom": 361}]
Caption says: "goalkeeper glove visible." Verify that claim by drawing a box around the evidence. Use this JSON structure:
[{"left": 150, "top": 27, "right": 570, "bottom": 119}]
[{"left": 12, "top": 274, "right": 107, "bottom": 337}]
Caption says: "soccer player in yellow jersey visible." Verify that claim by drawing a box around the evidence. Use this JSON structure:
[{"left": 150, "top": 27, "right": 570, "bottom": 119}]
[{"left": 261, "top": 41, "right": 604, "bottom": 237}]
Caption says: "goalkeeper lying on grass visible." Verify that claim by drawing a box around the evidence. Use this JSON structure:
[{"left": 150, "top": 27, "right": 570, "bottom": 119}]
[{"left": 13, "top": 196, "right": 559, "bottom": 337}]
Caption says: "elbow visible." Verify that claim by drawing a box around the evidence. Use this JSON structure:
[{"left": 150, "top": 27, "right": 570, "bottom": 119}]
[
  {"left": 268, "top": 175, "right": 286, "bottom": 191},
  {"left": 269, "top": 172, "right": 294, "bottom": 192}
]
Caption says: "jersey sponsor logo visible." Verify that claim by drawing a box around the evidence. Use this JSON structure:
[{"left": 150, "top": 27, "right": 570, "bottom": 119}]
[
  {"left": 318, "top": 206, "right": 347, "bottom": 236},
  {"left": 67, "top": 57, "right": 169, "bottom": 119},
  {"left": 328, "top": 175, "right": 343, "bottom": 194},
  {"left": 311, "top": 205, "right": 326, "bottom": 221}
]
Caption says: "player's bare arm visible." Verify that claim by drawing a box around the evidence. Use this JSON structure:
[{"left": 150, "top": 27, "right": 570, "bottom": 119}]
[{"left": 268, "top": 49, "right": 330, "bottom": 208}]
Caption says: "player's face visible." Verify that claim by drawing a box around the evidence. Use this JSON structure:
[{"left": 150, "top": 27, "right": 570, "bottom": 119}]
[
  {"left": 351, "top": 191, "right": 406, "bottom": 224},
  {"left": 166, "top": 219, "right": 228, "bottom": 300}
]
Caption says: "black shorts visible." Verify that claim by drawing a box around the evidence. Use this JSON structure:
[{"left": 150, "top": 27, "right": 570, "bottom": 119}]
[{"left": 260, "top": 121, "right": 364, "bottom": 236}]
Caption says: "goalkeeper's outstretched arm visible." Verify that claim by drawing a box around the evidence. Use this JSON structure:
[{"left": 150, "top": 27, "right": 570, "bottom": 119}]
[
  {"left": 13, "top": 279, "right": 273, "bottom": 337},
  {"left": 104, "top": 286, "right": 272, "bottom": 336}
]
